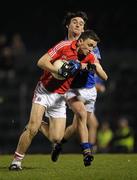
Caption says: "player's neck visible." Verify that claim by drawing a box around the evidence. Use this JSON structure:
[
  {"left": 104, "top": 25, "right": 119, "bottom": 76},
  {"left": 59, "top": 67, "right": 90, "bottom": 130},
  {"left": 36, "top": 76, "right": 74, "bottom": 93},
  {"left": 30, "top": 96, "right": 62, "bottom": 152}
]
[{"left": 68, "top": 32, "right": 80, "bottom": 41}]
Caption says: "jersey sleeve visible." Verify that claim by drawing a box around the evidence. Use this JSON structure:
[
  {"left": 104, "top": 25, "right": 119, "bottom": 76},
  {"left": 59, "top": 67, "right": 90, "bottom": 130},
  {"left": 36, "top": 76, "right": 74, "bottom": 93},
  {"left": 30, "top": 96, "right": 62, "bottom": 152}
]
[
  {"left": 92, "top": 46, "right": 101, "bottom": 60},
  {"left": 48, "top": 40, "right": 65, "bottom": 60},
  {"left": 88, "top": 53, "right": 99, "bottom": 64}
]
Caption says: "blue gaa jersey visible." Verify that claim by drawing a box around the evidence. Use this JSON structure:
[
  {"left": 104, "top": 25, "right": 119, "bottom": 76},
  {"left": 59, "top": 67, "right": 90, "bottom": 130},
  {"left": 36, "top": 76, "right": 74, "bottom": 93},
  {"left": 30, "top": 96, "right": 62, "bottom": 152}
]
[
  {"left": 92, "top": 46, "right": 101, "bottom": 60},
  {"left": 71, "top": 46, "right": 101, "bottom": 89},
  {"left": 64, "top": 37, "right": 101, "bottom": 89},
  {"left": 71, "top": 70, "right": 95, "bottom": 89}
]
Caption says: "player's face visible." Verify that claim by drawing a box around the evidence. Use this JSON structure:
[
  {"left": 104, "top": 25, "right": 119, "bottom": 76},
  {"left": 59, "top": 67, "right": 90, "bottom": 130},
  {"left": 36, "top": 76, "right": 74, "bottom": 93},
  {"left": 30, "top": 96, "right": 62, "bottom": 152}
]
[
  {"left": 67, "top": 17, "right": 85, "bottom": 38},
  {"left": 78, "top": 38, "right": 97, "bottom": 56}
]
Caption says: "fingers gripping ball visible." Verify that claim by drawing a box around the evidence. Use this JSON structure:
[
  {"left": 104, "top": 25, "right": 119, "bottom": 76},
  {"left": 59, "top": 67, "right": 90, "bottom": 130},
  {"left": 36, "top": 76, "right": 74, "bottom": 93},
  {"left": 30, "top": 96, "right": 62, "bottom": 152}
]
[
  {"left": 58, "top": 61, "right": 71, "bottom": 79},
  {"left": 68, "top": 60, "right": 81, "bottom": 75},
  {"left": 52, "top": 59, "right": 81, "bottom": 80},
  {"left": 52, "top": 60, "right": 69, "bottom": 80}
]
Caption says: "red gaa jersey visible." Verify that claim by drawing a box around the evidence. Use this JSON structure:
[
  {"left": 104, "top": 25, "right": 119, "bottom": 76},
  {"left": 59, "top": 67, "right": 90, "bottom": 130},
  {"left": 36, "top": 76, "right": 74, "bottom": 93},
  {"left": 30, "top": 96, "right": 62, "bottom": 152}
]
[{"left": 40, "top": 40, "right": 97, "bottom": 94}]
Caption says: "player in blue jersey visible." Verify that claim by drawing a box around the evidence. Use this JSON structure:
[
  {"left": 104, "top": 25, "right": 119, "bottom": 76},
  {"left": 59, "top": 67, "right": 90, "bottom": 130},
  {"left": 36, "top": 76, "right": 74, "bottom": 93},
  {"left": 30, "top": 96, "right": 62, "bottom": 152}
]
[
  {"left": 61, "top": 12, "right": 106, "bottom": 152},
  {"left": 39, "top": 11, "right": 107, "bottom": 164},
  {"left": 61, "top": 12, "right": 105, "bottom": 151}
]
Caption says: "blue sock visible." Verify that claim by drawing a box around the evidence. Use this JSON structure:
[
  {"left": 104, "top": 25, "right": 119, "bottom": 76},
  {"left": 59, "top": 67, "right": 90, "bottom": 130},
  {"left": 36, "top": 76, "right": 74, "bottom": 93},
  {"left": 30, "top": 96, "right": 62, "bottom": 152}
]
[
  {"left": 89, "top": 143, "right": 94, "bottom": 149},
  {"left": 80, "top": 142, "right": 91, "bottom": 151}
]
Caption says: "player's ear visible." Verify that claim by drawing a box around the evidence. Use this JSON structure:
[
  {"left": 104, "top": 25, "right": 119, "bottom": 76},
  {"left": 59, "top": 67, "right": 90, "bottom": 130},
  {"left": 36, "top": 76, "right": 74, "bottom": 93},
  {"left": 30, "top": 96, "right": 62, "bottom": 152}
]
[
  {"left": 66, "top": 25, "right": 68, "bottom": 29},
  {"left": 77, "top": 38, "right": 83, "bottom": 45},
  {"left": 79, "top": 38, "right": 83, "bottom": 43}
]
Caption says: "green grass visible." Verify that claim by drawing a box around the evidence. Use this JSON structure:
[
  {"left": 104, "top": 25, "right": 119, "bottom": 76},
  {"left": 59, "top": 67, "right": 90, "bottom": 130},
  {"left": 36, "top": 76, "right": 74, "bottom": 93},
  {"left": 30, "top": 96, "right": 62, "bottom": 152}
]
[{"left": 0, "top": 154, "right": 137, "bottom": 180}]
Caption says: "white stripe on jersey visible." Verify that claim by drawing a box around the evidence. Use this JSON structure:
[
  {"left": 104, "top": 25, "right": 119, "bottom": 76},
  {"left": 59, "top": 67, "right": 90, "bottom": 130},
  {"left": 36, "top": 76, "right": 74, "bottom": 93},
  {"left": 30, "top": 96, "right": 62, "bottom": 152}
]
[{"left": 49, "top": 41, "right": 72, "bottom": 57}]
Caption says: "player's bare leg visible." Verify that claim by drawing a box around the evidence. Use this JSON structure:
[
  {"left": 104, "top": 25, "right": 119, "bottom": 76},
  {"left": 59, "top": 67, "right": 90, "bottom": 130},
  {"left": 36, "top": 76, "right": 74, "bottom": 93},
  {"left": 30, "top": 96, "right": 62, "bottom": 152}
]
[
  {"left": 9, "top": 103, "right": 45, "bottom": 170},
  {"left": 50, "top": 116, "right": 77, "bottom": 162},
  {"left": 87, "top": 112, "right": 99, "bottom": 152},
  {"left": 50, "top": 117, "right": 66, "bottom": 162},
  {"left": 68, "top": 98, "right": 93, "bottom": 166},
  {"left": 64, "top": 116, "right": 77, "bottom": 140},
  {"left": 39, "top": 120, "right": 49, "bottom": 139}
]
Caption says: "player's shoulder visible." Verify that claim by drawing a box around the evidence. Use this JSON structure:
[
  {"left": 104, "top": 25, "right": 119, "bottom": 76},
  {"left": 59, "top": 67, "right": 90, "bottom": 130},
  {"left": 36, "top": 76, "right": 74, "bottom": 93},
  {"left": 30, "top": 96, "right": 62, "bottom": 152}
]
[
  {"left": 92, "top": 46, "right": 101, "bottom": 60},
  {"left": 88, "top": 52, "right": 96, "bottom": 59},
  {"left": 55, "top": 40, "right": 73, "bottom": 49},
  {"left": 86, "top": 52, "right": 99, "bottom": 63},
  {"left": 48, "top": 40, "right": 73, "bottom": 55}
]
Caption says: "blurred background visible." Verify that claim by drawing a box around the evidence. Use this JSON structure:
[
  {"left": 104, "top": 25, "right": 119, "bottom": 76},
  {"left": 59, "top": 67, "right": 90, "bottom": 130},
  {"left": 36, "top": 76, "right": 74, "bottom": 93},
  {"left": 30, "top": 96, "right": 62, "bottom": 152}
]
[{"left": 0, "top": 0, "right": 137, "bottom": 154}]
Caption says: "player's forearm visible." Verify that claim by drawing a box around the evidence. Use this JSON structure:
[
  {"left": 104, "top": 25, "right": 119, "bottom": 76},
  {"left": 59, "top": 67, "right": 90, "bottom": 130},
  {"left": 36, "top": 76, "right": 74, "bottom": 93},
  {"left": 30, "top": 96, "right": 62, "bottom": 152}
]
[
  {"left": 37, "top": 53, "right": 58, "bottom": 73},
  {"left": 95, "top": 63, "right": 108, "bottom": 81}
]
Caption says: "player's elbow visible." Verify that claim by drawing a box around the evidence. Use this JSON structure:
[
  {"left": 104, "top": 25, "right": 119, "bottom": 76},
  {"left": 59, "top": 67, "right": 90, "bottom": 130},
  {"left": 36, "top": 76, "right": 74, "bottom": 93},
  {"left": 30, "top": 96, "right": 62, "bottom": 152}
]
[
  {"left": 101, "top": 69, "right": 108, "bottom": 81},
  {"left": 99, "top": 72, "right": 108, "bottom": 81},
  {"left": 104, "top": 73, "right": 108, "bottom": 81},
  {"left": 37, "top": 59, "right": 44, "bottom": 69}
]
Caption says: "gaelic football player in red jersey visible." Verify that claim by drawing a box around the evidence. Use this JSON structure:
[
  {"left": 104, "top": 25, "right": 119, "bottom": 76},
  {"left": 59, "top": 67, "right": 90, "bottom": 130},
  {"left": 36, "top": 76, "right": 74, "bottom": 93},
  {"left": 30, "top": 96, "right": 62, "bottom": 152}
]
[
  {"left": 40, "top": 11, "right": 107, "bottom": 165},
  {"left": 9, "top": 29, "right": 107, "bottom": 170}
]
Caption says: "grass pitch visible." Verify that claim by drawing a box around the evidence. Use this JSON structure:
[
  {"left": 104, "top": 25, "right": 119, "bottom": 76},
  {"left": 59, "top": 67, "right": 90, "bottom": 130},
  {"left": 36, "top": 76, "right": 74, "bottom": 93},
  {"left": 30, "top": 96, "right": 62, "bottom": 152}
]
[{"left": 0, "top": 154, "right": 137, "bottom": 180}]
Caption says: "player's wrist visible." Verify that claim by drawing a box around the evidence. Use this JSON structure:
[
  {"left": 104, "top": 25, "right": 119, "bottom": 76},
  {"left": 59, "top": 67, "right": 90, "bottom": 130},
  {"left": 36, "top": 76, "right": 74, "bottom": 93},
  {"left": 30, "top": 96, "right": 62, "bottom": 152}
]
[
  {"left": 87, "top": 63, "right": 96, "bottom": 72},
  {"left": 80, "top": 63, "right": 87, "bottom": 70}
]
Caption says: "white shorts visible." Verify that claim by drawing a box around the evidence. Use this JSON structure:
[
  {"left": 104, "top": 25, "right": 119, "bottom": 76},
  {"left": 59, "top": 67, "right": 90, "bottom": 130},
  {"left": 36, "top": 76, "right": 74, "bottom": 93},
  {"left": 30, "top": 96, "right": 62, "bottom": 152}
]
[
  {"left": 33, "top": 82, "right": 66, "bottom": 118},
  {"left": 65, "top": 87, "right": 97, "bottom": 113}
]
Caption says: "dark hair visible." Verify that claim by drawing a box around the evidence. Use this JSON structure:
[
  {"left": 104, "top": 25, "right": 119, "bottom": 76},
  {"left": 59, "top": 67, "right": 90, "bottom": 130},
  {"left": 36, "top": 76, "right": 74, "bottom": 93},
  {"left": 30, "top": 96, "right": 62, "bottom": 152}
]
[
  {"left": 63, "top": 11, "right": 88, "bottom": 30},
  {"left": 78, "top": 29, "right": 100, "bottom": 43}
]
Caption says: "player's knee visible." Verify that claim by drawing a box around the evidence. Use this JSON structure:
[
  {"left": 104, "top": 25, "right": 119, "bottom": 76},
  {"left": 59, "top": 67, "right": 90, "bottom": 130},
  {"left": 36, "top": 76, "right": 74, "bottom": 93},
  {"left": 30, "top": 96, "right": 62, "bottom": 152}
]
[
  {"left": 93, "top": 117, "right": 99, "bottom": 128},
  {"left": 27, "top": 125, "right": 39, "bottom": 137},
  {"left": 71, "top": 123, "right": 77, "bottom": 131},
  {"left": 30, "top": 128, "right": 38, "bottom": 137},
  {"left": 72, "top": 125, "right": 77, "bottom": 131},
  {"left": 95, "top": 121, "right": 99, "bottom": 128},
  {"left": 49, "top": 133, "right": 63, "bottom": 143},
  {"left": 22, "top": 124, "right": 28, "bottom": 132},
  {"left": 88, "top": 113, "right": 99, "bottom": 129},
  {"left": 75, "top": 110, "right": 87, "bottom": 120}
]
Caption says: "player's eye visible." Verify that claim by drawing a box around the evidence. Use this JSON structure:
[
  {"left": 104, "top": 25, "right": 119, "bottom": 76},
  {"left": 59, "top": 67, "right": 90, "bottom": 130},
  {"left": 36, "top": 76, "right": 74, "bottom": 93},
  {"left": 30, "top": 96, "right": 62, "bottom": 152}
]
[{"left": 89, "top": 43, "right": 96, "bottom": 48}]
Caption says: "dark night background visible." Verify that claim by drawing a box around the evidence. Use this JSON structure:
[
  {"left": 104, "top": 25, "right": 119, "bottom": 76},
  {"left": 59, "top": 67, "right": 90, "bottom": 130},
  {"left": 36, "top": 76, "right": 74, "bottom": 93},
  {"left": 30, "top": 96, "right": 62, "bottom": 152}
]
[
  {"left": 0, "top": 0, "right": 137, "bottom": 154},
  {"left": 0, "top": 1, "right": 137, "bottom": 50}
]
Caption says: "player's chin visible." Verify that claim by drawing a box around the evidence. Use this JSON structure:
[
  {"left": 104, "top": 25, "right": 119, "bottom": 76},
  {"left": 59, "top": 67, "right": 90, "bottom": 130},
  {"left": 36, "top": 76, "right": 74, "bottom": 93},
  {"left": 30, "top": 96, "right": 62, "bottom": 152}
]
[{"left": 74, "top": 30, "right": 82, "bottom": 35}]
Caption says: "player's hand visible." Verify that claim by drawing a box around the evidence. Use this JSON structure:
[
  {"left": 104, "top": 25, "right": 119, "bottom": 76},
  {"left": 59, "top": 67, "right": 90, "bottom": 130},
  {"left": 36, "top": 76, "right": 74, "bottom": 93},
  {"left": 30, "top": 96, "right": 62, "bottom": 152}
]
[
  {"left": 68, "top": 60, "right": 81, "bottom": 75},
  {"left": 87, "top": 63, "right": 96, "bottom": 72},
  {"left": 58, "top": 60, "right": 81, "bottom": 78},
  {"left": 58, "top": 62, "right": 71, "bottom": 78}
]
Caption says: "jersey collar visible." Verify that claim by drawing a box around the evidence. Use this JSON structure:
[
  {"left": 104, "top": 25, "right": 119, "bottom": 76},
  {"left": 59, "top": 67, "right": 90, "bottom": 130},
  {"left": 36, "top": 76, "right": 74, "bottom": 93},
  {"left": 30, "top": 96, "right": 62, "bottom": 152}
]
[{"left": 71, "top": 40, "right": 77, "bottom": 50}]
